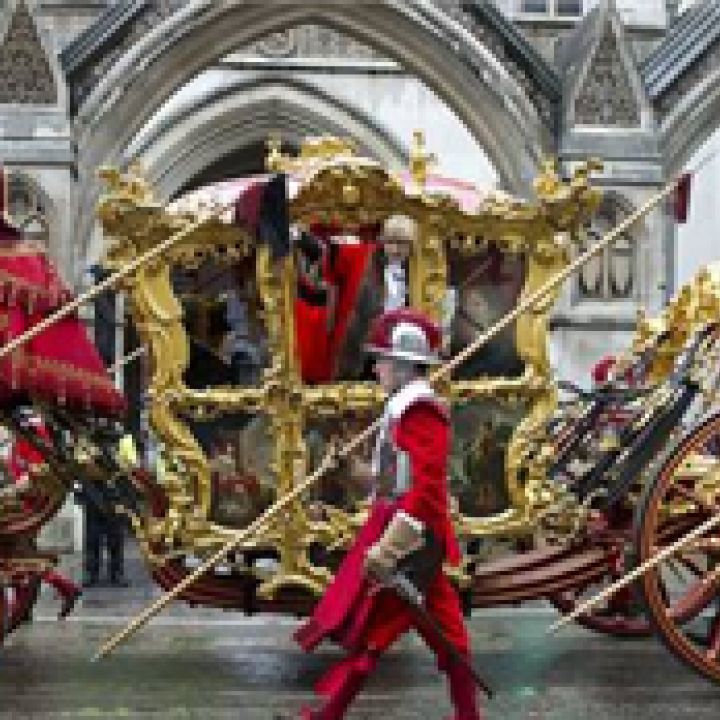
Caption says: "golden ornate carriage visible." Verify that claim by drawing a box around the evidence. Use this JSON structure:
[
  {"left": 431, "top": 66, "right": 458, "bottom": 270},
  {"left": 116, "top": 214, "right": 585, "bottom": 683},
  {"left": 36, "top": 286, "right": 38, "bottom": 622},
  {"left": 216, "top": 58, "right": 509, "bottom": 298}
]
[{"left": 97, "top": 134, "right": 602, "bottom": 601}]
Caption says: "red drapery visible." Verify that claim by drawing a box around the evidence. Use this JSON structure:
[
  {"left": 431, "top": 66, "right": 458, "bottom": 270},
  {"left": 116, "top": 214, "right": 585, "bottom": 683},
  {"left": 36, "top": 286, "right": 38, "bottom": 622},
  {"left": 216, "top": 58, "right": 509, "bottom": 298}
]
[
  {"left": 294, "top": 223, "right": 378, "bottom": 384},
  {"left": 0, "top": 241, "right": 125, "bottom": 415}
]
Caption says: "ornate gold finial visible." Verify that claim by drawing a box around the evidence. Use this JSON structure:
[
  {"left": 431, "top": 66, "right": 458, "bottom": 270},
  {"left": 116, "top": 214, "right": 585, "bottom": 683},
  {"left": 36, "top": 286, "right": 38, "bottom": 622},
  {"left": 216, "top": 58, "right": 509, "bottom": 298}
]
[
  {"left": 695, "top": 266, "right": 720, "bottom": 322},
  {"left": 409, "top": 130, "right": 436, "bottom": 191},
  {"left": 636, "top": 306, "right": 647, "bottom": 329},
  {"left": 98, "top": 166, "right": 123, "bottom": 192},
  {"left": 96, "top": 164, "right": 156, "bottom": 231},
  {"left": 570, "top": 157, "right": 603, "bottom": 190},
  {"left": 265, "top": 135, "right": 358, "bottom": 176},
  {"left": 676, "top": 284, "right": 695, "bottom": 316},
  {"left": 266, "top": 133, "right": 283, "bottom": 172},
  {"left": 533, "top": 157, "right": 561, "bottom": 199},
  {"left": 125, "top": 161, "right": 152, "bottom": 202},
  {"left": 632, "top": 306, "right": 651, "bottom": 353},
  {"left": 299, "top": 136, "right": 356, "bottom": 160}
]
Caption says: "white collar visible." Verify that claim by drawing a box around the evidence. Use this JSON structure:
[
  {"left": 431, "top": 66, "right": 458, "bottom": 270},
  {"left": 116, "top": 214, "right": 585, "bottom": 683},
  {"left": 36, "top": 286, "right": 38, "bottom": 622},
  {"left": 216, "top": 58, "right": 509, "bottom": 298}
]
[{"left": 386, "top": 378, "right": 435, "bottom": 421}]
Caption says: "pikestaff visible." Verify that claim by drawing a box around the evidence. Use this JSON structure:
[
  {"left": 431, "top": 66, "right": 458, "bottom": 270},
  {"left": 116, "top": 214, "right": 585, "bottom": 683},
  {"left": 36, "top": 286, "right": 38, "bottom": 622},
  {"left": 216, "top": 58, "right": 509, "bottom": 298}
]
[
  {"left": 92, "top": 174, "right": 684, "bottom": 661},
  {"left": 108, "top": 346, "right": 146, "bottom": 376},
  {"left": 0, "top": 201, "right": 237, "bottom": 366}
]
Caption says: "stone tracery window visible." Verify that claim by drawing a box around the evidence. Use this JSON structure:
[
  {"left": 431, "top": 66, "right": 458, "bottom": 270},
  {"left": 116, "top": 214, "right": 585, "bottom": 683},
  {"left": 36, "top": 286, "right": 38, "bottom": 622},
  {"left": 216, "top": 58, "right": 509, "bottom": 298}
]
[
  {"left": 0, "top": 0, "right": 57, "bottom": 105},
  {"left": 5, "top": 171, "right": 50, "bottom": 248},
  {"left": 520, "top": 0, "right": 583, "bottom": 15},
  {"left": 576, "top": 193, "right": 635, "bottom": 301},
  {"left": 521, "top": 0, "right": 549, "bottom": 12}
]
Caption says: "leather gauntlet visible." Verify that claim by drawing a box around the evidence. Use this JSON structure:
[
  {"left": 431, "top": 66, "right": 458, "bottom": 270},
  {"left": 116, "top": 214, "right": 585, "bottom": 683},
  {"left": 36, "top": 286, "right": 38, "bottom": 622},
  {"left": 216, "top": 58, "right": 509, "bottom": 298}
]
[{"left": 365, "top": 511, "right": 424, "bottom": 579}]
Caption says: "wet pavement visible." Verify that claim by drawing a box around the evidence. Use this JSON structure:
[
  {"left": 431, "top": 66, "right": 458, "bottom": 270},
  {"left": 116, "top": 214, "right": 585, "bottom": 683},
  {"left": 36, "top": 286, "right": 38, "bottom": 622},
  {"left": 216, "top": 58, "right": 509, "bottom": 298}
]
[{"left": 2, "top": 549, "right": 720, "bottom": 719}]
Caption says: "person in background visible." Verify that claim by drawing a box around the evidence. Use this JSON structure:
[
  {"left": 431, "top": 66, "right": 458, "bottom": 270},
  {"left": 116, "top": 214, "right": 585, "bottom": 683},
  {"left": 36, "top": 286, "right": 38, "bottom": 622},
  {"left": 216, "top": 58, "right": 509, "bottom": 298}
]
[
  {"left": 220, "top": 288, "right": 263, "bottom": 386},
  {"left": 77, "top": 434, "right": 131, "bottom": 588},
  {"left": 380, "top": 215, "right": 412, "bottom": 313}
]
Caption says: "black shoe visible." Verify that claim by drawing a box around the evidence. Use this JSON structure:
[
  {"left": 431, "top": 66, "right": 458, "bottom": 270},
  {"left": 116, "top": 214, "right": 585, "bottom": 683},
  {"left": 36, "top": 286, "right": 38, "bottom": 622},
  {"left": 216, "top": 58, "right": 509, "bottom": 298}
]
[
  {"left": 58, "top": 589, "right": 82, "bottom": 620},
  {"left": 82, "top": 575, "right": 99, "bottom": 588},
  {"left": 109, "top": 576, "right": 130, "bottom": 587}
]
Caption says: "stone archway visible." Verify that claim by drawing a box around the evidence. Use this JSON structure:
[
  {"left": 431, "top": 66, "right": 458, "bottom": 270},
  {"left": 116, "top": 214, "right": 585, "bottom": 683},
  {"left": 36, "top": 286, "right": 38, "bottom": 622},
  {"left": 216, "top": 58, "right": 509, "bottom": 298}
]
[
  {"left": 660, "top": 70, "right": 720, "bottom": 177},
  {"left": 127, "top": 76, "right": 409, "bottom": 201},
  {"left": 73, "top": 1, "right": 553, "bottom": 263}
]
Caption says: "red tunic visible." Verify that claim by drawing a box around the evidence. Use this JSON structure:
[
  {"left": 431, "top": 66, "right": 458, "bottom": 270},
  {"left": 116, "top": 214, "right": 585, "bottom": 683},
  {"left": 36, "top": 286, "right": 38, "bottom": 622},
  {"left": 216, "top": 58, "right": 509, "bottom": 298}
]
[{"left": 295, "top": 399, "right": 467, "bottom": 663}]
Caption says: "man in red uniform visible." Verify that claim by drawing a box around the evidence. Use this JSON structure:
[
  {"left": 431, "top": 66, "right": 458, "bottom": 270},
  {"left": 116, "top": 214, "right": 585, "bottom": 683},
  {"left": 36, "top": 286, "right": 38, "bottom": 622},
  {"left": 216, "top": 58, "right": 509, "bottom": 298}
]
[{"left": 295, "top": 308, "right": 484, "bottom": 719}]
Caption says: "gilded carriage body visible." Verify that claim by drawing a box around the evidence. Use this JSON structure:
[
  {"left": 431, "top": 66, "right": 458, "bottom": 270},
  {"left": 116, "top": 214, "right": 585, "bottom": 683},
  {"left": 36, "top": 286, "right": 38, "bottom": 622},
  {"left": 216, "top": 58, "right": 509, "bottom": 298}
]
[{"left": 97, "top": 135, "right": 602, "bottom": 602}]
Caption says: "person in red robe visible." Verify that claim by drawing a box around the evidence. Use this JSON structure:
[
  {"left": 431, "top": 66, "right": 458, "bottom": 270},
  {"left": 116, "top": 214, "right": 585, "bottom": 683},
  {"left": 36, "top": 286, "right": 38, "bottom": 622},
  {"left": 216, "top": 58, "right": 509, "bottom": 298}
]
[
  {"left": 295, "top": 223, "right": 379, "bottom": 383},
  {"left": 294, "top": 308, "right": 484, "bottom": 720},
  {"left": 294, "top": 230, "right": 335, "bottom": 383},
  {"left": 8, "top": 409, "right": 82, "bottom": 619}
]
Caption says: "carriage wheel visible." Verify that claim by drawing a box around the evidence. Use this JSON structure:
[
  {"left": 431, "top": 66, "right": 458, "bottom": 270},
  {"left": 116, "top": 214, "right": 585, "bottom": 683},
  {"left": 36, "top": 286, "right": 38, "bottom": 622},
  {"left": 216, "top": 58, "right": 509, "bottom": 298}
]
[
  {"left": 635, "top": 410, "right": 720, "bottom": 684},
  {"left": 548, "top": 510, "right": 706, "bottom": 637},
  {"left": 549, "top": 560, "right": 651, "bottom": 637}
]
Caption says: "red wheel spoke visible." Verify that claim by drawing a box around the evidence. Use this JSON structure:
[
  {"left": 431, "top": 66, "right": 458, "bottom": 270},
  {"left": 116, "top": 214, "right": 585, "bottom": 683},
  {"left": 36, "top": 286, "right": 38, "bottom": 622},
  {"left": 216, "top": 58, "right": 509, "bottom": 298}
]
[
  {"left": 666, "top": 575, "right": 718, "bottom": 622},
  {"left": 638, "top": 412, "right": 720, "bottom": 683},
  {"left": 706, "top": 606, "right": 720, "bottom": 662}
]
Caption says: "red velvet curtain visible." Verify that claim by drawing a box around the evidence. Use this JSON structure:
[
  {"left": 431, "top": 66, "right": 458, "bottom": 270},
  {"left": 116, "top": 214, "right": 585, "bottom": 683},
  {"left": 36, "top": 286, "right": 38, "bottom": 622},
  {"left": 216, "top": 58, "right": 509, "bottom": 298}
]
[{"left": 294, "top": 223, "right": 379, "bottom": 383}]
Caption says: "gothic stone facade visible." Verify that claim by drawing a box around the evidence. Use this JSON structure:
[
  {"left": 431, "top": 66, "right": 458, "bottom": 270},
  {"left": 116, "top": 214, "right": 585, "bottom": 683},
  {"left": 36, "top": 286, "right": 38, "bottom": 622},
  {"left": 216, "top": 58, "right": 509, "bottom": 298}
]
[{"left": 0, "top": 2, "right": 719, "bottom": 530}]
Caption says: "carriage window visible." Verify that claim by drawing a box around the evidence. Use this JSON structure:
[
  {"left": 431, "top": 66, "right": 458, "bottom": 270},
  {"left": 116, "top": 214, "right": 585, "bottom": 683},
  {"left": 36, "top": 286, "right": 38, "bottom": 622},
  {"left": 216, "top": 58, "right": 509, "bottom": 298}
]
[
  {"left": 294, "top": 225, "right": 384, "bottom": 384},
  {"left": 447, "top": 244, "right": 527, "bottom": 379},
  {"left": 5, "top": 171, "right": 50, "bottom": 248}
]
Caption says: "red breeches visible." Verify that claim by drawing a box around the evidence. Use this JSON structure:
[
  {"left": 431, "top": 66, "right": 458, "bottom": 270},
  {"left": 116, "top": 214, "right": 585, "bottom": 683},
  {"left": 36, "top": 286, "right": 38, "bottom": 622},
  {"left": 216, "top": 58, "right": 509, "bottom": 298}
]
[{"left": 360, "top": 570, "right": 469, "bottom": 662}]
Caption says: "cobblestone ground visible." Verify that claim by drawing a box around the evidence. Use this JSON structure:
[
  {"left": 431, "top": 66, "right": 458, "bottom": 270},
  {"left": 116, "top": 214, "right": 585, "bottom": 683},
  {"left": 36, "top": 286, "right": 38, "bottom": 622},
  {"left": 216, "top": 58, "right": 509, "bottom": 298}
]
[{"left": 2, "top": 550, "right": 720, "bottom": 719}]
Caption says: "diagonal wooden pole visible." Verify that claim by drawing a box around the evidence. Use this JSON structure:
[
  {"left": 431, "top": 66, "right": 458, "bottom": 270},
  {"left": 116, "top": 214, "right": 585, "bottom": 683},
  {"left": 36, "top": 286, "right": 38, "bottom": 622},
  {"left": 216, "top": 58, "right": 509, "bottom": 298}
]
[
  {"left": 0, "top": 204, "right": 233, "bottom": 364},
  {"left": 547, "top": 511, "right": 720, "bottom": 635},
  {"left": 93, "top": 175, "right": 682, "bottom": 661},
  {"left": 108, "top": 346, "right": 146, "bottom": 375}
]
